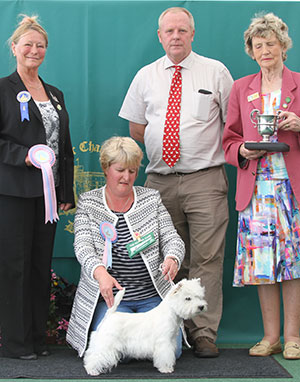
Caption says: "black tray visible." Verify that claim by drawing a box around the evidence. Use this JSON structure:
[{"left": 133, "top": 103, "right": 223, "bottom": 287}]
[{"left": 245, "top": 142, "right": 290, "bottom": 152}]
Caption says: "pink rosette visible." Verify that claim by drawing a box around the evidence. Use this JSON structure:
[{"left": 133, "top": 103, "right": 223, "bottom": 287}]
[
  {"left": 100, "top": 222, "right": 118, "bottom": 268},
  {"left": 28, "top": 144, "right": 59, "bottom": 224}
]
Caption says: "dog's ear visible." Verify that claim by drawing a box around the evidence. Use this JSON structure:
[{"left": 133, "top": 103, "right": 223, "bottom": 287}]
[
  {"left": 192, "top": 277, "right": 201, "bottom": 285},
  {"left": 172, "top": 281, "right": 184, "bottom": 294}
]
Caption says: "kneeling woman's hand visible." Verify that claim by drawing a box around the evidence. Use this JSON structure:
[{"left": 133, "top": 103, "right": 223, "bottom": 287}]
[
  {"left": 161, "top": 257, "right": 179, "bottom": 281},
  {"left": 93, "top": 266, "right": 123, "bottom": 308}
]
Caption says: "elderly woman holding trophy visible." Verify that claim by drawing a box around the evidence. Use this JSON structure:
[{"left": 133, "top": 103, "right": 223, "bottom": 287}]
[{"left": 223, "top": 13, "right": 300, "bottom": 359}]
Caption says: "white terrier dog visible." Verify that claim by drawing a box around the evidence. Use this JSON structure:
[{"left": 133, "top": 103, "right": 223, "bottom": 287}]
[{"left": 84, "top": 278, "right": 207, "bottom": 375}]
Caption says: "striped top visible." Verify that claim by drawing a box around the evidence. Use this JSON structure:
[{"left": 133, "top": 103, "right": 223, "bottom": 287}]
[{"left": 109, "top": 211, "right": 158, "bottom": 300}]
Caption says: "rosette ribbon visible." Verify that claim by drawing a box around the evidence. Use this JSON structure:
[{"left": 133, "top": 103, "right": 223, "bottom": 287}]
[
  {"left": 28, "top": 144, "right": 59, "bottom": 224},
  {"left": 17, "top": 91, "right": 31, "bottom": 122},
  {"left": 100, "top": 222, "right": 118, "bottom": 268}
]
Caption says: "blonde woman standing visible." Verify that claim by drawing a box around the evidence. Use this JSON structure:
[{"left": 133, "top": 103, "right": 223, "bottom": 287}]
[{"left": 0, "top": 15, "right": 74, "bottom": 359}]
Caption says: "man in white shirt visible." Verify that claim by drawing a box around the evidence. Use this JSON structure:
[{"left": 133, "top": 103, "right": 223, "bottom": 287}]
[{"left": 119, "top": 7, "right": 233, "bottom": 358}]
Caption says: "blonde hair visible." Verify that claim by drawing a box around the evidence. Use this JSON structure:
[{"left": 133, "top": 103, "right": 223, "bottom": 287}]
[
  {"left": 158, "top": 7, "right": 195, "bottom": 31},
  {"left": 244, "top": 12, "right": 292, "bottom": 61},
  {"left": 9, "top": 14, "right": 48, "bottom": 50},
  {"left": 100, "top": 137, "right": 143, "bottom": 172}
]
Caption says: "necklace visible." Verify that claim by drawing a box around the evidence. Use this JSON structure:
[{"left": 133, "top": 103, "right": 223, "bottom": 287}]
[
  {"left": 26, "top": 82, "right": 43, "bottom": 90},
  {"left": 18, "top": 71, "right": 43, "bottom": 90},
  {"left": 105, "top": 190, "right": 133, "bottom": 213}
]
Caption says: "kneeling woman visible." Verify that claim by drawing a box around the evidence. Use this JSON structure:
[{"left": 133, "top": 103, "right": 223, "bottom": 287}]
[{"left": 67, "top": 136, "right": 185, "bottom": 357}]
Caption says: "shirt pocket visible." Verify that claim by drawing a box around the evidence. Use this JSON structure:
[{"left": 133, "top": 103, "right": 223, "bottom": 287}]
[{"left": 192, "top": 90, "right": 214, "bottom": 122}]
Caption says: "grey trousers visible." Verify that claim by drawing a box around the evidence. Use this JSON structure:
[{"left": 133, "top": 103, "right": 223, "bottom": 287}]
[{"left": 145, "top": 165, "right": 229, "bottom": 341}]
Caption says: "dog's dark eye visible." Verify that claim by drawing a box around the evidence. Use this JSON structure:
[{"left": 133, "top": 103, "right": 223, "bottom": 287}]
[{"left": 185, "top": 297, "right": 191, "bottom": 301}]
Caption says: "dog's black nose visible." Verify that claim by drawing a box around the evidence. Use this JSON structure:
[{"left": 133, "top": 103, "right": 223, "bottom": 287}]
[{"left": 199, "top": 305, "right": 205, "bottom": 311}]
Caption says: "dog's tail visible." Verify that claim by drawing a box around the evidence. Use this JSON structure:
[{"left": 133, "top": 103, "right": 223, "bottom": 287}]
[{"left": 108, "top": 288, "right": 125, "bottom": 314}]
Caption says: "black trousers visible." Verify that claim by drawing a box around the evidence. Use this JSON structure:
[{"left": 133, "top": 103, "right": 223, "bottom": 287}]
[{"left": 0, "top": 194, "right": 57, "bottom": 357}]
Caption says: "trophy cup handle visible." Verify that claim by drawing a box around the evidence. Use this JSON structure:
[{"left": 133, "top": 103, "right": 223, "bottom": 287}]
[
  {"left": 250, "top": 109, "right": 260, "bottom": 125},
  {"left": 276, "top": 109, "right": 283, "bottom": 121},
  {"left": 274, "top": 109, "right": 283, "bottom": 136}
]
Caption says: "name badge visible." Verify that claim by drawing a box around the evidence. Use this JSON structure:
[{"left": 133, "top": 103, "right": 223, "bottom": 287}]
[
  {"left": 247, "top": 92, "right": 259, "bottom": 102},
  {"left": 126, "top": 232, "right": 155, "bottom": 258}
]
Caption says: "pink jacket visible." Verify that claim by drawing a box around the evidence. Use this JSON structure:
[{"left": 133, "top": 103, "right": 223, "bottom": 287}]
[{"left": 223, "top": 66, "right": 300, "bottom": 211}]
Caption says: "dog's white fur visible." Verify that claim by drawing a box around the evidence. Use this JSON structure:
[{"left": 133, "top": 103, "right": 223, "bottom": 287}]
[{"left": 84, "top": 278, "right": 207, "bottom": 375}]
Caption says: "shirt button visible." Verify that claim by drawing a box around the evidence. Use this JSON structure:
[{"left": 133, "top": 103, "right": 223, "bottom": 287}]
[{"left": 252, "top": 172, "right": 256, "bottom": 176}]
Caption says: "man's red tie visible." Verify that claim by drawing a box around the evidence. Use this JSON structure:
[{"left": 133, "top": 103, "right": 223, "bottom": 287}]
[{"left": 162, "top": 65, "right": 182, "bottom": 168}]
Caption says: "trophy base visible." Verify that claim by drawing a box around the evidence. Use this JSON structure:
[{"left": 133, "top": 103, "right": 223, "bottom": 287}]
[{"left": 245, "top": 141, "right": 290, "bottom": 152}]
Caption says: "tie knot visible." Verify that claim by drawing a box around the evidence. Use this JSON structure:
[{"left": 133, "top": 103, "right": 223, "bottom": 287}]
[{"left": 174, "top": 65, "right": 182, "bottom": 73}]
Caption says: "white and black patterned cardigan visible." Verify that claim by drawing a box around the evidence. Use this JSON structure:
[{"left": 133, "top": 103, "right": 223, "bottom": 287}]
[{"left": 66, "top": 185, "right": 185, "bottom": 356}]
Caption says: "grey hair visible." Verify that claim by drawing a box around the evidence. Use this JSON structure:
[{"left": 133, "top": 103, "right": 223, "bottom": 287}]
[
  {"left": 158, "top": 7, "right": 195, "bottom": 31},
  {"left": 244, "top": 12, "right": 292, "bottom": 61}
]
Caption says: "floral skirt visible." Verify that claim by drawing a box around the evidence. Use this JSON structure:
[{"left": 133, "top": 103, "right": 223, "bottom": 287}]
[{"left": 233, "top": 177, "right": 300, "bottom": 286}]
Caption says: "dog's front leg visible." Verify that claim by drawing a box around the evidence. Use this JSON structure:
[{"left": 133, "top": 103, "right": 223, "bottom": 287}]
[{"left": 153, "top": 341, "right": 176, "bottom": 373}]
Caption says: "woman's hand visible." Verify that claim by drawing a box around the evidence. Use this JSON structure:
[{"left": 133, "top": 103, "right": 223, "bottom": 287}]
[
  {"left": 278, "top": 111, "right": 300, "bottom": 132},
  {"left": 239, "top": 143, "right": 266, "bottom": 160},
  {"left": 161, "top": 257, "right": 179, "bottom": 281},
  {"left": 93, "top": 266, "right": 123, "bottom": 308},
  {"left": 59, "top": 203, "right": 73, "bottom": 211},
  {"left": 25, "top": 155, "right": 33, "bottom": 166}
]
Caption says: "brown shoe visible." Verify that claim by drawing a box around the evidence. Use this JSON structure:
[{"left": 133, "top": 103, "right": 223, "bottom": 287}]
[{"left": 193, "top": 336, "right": 219, "bottom": 358}]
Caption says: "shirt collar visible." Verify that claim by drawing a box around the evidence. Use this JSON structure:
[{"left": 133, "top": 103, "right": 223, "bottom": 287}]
[{"left": 164, "top": 51, "right": 194, "bottom": 70}]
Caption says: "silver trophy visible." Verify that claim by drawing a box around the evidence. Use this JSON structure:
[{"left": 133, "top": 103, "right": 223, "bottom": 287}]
[{"left": 245, "top": 109, "right": 290, "bottom": 152}]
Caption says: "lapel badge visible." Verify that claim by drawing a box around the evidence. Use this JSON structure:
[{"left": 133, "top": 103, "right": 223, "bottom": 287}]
[
  {"left": 285, "top": 96, "right": 291, "bottom": 104},
  {"left": 134, "top": 232, "right": 141, "bottom": 241},
  {"left": 57, "top": 104, "right": 62, "bottom": 111},
  {"left": 50, "top": 92, "right": 59, "bottom": 103},
  {"left": 283, "top": 96, "right": 291, "bottom": 109},
  {"left": 247, "top": 92, "right": 259, "bottom": 102},
  {"left": 17, "top": 91, "right": 31, "bottom": 103}
]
